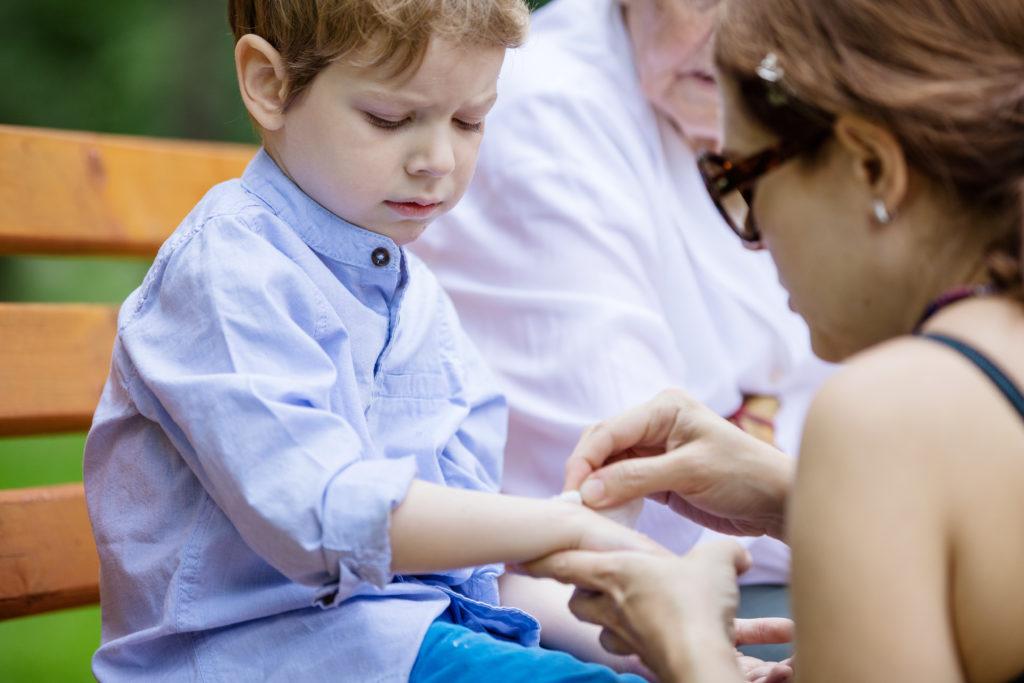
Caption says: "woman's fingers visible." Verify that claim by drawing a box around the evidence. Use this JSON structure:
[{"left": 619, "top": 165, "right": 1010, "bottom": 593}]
[
  {"left": 568, "top": 586, "right": 616, "bottom": 627},
  {"left": 598, "top": 628, "right": 635, "bottom": 657},
  {"left": 563, "top": 391, "right": 689, "bottom": 491},
  {"left": 733, "top": 618, "right": 794, "bottom": 646},
  {"left": 691, "top": 539, "right": 753, "bottom": 576},
  {"left": 519, "top": 551, "right": 615, "bottom": 592},
  {"left": 737, "top": 654, "right": 794, "bottom": 683},
  {"left": 763, "top": 663, "right": 795, "bottom": 683},
  {"left": 563, "top": 591, "right": 637, "bottom": 657},
  {"left": 577, "top": 450, "right": 681, "bottom": 509}
]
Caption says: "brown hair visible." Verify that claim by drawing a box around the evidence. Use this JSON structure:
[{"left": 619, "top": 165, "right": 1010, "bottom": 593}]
[
  {"left": 715, "top": 0, "right": 1024, "bottom": 287},
  {"left": 228, "top": 0, "right": 529, "bottom": 108}
]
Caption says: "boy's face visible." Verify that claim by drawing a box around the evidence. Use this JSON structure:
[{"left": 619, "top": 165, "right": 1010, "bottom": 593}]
[{"left": 268, "top": 39, "right": 505, "bottom": 245}]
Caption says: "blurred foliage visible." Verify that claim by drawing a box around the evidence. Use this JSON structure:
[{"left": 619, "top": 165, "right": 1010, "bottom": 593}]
[
  {"left": 0, "top": 1, "right": 550, "bottom": 681},
  {"left": 0, "top": 0, "right": 251, "bottom": 142}
]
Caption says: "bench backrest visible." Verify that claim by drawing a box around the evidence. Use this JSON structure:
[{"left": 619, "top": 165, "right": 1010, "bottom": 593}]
[{"left": 0, "top": 124, "right": 253, "bottom": 619}]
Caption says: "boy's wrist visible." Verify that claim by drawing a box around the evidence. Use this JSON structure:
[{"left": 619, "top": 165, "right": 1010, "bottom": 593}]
[{"left": 544, "top": 498, "right": 592, "bottom": 553}]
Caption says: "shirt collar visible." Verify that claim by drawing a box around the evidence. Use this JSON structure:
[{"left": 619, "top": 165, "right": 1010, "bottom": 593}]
[{"left": 241, "top": 148, "right": 402, "bottom": 274}]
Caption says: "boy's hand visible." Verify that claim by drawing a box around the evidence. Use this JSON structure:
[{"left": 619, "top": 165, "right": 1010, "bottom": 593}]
[{"left": 564, "top": 502, "right": 669, "bottom": 556}]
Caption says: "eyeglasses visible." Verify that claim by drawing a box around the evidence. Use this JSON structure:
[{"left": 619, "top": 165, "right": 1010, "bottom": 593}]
[{"left": 697, "top": 128, "right": 832, "bottom": 249}]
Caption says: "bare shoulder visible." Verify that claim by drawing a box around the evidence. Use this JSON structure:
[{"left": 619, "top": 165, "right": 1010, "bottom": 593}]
[
  {"left": 790, "top": 298, "right": 1024, "bottom": 682},
  {"left": 802, "top": 296, "right": 1024, "bottom": 476},
  {"left": 802, "top": 337, "right": 970, "bottom": 459}
]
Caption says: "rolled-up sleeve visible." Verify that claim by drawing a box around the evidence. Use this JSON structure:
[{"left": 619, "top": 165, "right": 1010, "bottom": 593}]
[{"left": 119, "top": 216, "right": 415, "bottom": 596}]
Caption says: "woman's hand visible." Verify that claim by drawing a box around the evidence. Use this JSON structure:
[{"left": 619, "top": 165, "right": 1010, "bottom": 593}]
[
  {"left": 564, "top": 389, "right": 794, "bottom": 540},
  {"left": 521, "top": 541, "right": 793, "bottom": 683}
]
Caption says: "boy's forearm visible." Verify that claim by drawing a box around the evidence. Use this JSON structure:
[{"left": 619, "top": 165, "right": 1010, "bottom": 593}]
[{"left": 389, "top": 480, "right": 584, "bottom": 574}]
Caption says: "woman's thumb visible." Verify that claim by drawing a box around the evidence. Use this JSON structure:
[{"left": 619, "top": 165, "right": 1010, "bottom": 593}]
[{"left": 579, "top": 454, "right": 671, "bottom": 508}]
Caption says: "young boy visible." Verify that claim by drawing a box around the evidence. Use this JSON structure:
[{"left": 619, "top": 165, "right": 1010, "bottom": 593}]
[{"left": 83, "top": 1, "right": 657, "bottom": 680}]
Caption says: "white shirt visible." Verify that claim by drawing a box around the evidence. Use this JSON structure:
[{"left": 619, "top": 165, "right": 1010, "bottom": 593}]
[{"left": 413, "top": 0, "right": 832, "bottom": 583}]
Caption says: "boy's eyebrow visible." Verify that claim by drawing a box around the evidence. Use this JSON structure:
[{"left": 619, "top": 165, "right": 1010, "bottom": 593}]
[
  {"left": 358, "top": 89, "right": 498, "bottom": 111},
  {"left": 359, "top": 89, "right": 430, "bottom": 106}
]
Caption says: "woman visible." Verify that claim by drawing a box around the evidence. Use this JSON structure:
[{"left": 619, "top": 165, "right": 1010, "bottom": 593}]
[{"left": 525, "top": 0, "right": 1024, "bottom": 681}]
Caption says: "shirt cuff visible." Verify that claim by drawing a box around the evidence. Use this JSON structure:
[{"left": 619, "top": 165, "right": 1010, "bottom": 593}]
[{"left": 320, "top": 456, "right": 418, "bottom": 593}]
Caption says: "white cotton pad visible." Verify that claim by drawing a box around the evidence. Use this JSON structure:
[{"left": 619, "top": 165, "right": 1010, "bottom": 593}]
[
  {"left": 557, "top": 490, "right": 583, "bottom": 506},
  {"left": 555, "top": 490, "right": 644, "bottom": 529}
]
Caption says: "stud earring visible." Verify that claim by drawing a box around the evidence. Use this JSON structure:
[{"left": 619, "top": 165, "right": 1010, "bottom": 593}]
[{"left": 873, "top": 199, "right": 892, "bottom": 224}]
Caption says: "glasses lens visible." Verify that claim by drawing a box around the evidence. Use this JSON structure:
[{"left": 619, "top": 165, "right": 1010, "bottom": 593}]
[
  {"left": 698, "top": 154, "right": 761, "bottom": 246},
  {"left": 718, "top": 187, "right": 753, "bottom": 240}
]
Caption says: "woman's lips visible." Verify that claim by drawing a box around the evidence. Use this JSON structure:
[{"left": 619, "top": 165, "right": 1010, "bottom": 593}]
[
  {"left": 385, "top": 200, "right": 442, "bottom": 219},
  {"left": 678, "top": 70, "right": 717, "bottom": 88}
]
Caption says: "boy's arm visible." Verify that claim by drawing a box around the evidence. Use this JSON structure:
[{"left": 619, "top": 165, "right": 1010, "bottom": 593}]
[
  {"left": 121, "top": 219, "right": 660, "bottom": 607},
  {"left": 389, "top": 481, "right": 663, "bottom": 575}
]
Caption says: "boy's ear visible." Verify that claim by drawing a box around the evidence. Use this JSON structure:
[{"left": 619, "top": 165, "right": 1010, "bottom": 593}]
[{"left": 235, "top": 34, "right": 289, "bottom": 132}]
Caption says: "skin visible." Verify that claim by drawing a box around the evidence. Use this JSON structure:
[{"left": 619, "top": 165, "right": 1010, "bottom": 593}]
[
  {"left": 620, "top": 0, "right": 722, "bottom": 146},
  {"left": 532, "top": 71, "right": 1024, "bottom": 682},
  {"left": 236, "top": 34, "right": 503, "bottom": 245},
  {"left": 523, "top": 543, "right": 794, "bottom": 683},
  {"left": 389, "top": 481, "right": 667, "bottom": 574}
]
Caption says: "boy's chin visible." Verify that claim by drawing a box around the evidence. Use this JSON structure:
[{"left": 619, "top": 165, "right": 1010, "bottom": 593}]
[{"left": 379, "top": 221, "right": 431, "bottom": 247}]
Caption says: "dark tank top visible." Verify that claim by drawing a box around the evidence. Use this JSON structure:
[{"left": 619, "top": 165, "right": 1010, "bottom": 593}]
[{"left": 919, "top": 333, "right": 1024, "bottom": 683}]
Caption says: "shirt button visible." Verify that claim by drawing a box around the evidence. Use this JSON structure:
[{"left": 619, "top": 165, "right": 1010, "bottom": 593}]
[{"left": 371, "top": 247, "right": 391, "bottom": 267}]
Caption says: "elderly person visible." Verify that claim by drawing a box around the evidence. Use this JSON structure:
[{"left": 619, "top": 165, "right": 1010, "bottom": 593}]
[
  {"left": 412, "top": 0, "right": 831, "bottom": 660},
  {"left": 524, "top": 0, "right": 1024, "bottom": 680}
]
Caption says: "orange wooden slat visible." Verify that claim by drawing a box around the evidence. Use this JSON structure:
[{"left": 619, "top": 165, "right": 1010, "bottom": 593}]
[
  {"left": 0, "top": 303, "right": 118, "bottom": 436},
  {"left": 0, "top": 483, "right": 100, "bottom": 619},
  {"left": 0, "top": 124, "right": 255, "bottom": 256}
]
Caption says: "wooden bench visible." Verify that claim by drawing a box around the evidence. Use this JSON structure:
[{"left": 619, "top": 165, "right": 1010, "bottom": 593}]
[{"left": 0, "top": 124, "right": 254, "bottom": 620}]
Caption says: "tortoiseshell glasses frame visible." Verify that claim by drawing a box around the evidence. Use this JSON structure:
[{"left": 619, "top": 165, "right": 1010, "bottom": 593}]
[{"left": 697, "top": 127, "right": 832, "bottom": 249}]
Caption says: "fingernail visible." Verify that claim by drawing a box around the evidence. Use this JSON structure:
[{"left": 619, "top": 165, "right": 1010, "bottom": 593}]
[{"left": 580, "top": 478, "right": 605, "bottom": 505}]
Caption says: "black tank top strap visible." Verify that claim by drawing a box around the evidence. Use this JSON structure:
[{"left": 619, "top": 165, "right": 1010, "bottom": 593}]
[
  {"left": 916, "top": 334, "right": 1024, "bottom": 683},
  {"left": 917, "top": 333, "right": 1024, "bottom": 423}
]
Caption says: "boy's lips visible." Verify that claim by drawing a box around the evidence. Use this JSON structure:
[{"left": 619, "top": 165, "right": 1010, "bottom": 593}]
[{"left": 385, "top": 200, "right": 443, "bottom": 219}]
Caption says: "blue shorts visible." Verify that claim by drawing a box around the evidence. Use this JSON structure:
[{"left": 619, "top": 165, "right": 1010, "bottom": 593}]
[{"left": 410, "top": 615, "right": 646, "bottom": 682}]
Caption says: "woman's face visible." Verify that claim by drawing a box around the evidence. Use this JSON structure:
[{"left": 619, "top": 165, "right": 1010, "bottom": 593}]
[
  {"left": 718, "top": 77, "right": 904, "bottom": 362},
  {"left": 621, "top": 0, "right": 721, "bottom": 146}
]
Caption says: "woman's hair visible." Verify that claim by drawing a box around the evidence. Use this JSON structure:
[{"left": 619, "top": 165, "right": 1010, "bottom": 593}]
[
  {"left": 228, "top": 0, "right": 530, "bottom": 108},
  {"left": 715, "top": 0, "right": 1024, "bottom": 284}
]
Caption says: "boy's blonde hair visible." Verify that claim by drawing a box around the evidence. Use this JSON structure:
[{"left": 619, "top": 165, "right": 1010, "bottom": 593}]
[{"left": 228, "top": 0, "right": 530, "bottom": 108}]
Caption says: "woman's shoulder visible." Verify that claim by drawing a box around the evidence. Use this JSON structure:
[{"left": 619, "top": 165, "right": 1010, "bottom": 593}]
[{"left": 803, "top": 297, "right": 1024, "bottom": 470}]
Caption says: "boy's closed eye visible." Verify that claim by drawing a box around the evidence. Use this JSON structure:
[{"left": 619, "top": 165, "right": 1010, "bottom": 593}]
[
  {"left": 363, "top": 111, "right": 412, "bottom": 130},
  {"left": 453, "top": 118, "right": 484, "bottom": 132},
  {"left": 362, "top": 111, "right": 485, "bottom": 133}
]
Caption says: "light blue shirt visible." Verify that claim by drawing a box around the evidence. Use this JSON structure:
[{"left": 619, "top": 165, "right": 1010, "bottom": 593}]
[{"left": 84, "top": 149, "right": 540, "bottom": 681}]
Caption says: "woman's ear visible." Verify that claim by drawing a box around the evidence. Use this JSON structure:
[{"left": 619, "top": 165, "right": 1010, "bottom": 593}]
[
  {"left": 235, "top": 34, "right": 289, "bottom": 132},
  {"left": 833, "top": 115, "right": 909, "bottom": 223}
]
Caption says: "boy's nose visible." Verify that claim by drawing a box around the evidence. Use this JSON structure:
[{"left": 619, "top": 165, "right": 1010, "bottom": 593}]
[{"left": 407, "top": 129, "right": 456, "bottom": 178}]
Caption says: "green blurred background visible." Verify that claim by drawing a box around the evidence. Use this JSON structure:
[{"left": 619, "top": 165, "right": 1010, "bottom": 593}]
[{"left": 0, "top": 0, "right": 549, "bottom": 680}]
